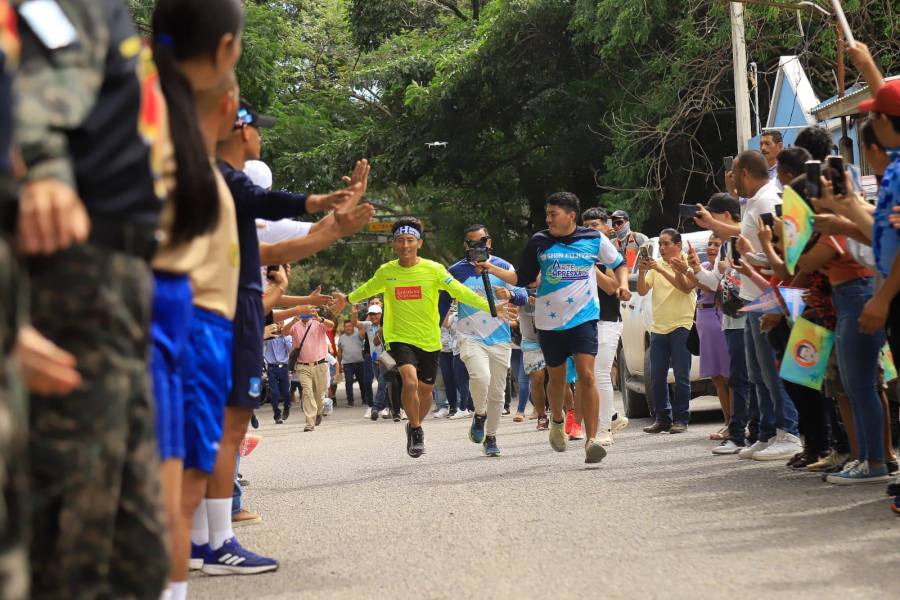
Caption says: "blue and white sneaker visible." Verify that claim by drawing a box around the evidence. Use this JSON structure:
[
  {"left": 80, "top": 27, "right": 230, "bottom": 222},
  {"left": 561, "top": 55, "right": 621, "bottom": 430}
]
[
  {"left": 190, "top": 543, "right": 212, "bottom": 570},
  {"left": 201, "top": 537, "right": 279, "bottom": 575},
  {"left": 826, "top": 461, "right": 890, "bottom": 485},
  {"left": 468, "top": 413, "right": 486, "bottom": 444}
]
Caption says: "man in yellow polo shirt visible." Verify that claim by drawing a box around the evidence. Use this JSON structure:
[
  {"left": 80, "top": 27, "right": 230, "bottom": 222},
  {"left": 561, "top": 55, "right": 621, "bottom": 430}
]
[
  {"left": 334, "top": 217, "right": 495, "bottom": 458},
  {"left": 637, "top": 229, "right": 697, "bottom": 434}
]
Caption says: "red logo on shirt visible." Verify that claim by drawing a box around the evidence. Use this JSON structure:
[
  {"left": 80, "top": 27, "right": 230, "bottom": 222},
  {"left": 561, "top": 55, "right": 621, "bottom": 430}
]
[{"left": 395, "top": 286, "right": 422, "bottom": 300}]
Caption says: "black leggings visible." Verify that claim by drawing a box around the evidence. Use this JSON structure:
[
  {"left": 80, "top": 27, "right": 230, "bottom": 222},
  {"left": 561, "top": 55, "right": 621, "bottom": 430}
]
[{"left": 784, "top": 380, "right": 831, "bottom": 456}]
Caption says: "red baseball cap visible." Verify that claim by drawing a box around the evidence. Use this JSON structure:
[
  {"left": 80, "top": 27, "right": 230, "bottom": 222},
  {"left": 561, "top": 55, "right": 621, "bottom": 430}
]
[{"left": 859, "top": 80, "right": 900, "bottom": 116}]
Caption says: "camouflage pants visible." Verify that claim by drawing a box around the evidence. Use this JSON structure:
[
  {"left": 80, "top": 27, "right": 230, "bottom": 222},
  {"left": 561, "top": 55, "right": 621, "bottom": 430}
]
[
  {"left": 27, "top": 243, "right": 167, "bottom": 600},
  {"left": 0, "top": 237, "right": 28, "bottom": 600}
]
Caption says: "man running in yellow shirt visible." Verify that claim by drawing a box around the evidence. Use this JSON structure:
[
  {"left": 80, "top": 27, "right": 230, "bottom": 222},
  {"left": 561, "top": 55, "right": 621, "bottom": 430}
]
[{"left": 334, "top": 217, "right": 496, "bottom": 457}]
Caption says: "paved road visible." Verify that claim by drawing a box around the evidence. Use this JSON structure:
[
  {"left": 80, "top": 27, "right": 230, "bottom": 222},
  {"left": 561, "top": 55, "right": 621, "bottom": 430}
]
[{"left": 192, "top": 394, "right": 899, "bottom": 600}]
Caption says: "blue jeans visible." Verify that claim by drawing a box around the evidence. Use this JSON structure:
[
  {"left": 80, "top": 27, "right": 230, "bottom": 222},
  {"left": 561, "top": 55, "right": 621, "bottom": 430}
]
[
  {"left": 724, "top": 327, "right": 753, "bottom": 445},
  {"left": 373, "top": 362, "right": 390, "bottom": 411},
  {"left": 266, "top": 364, "right": 291, "bottom": 417},
  {"left": 439, "top": 352, "right": 459, "bottom": 411},
  {"left": 343, "top": 362, "right": 365, "bottom": 405},
  {"left": 834, "top": 277, "right": 887, "bottom": 462},
  {"left": 511, "top": 348, "right": 531, "bottom": 413},
  {"left": 745, "top": 312, "right": 798, "bottom": 440},
  {"left": 453, "top": 354, "right": 473, "bottom": 411},
  {"left": 360, "top": 358, "right": 374, "bottom": 405},
  {"left": 649, "top": 327, "right": 692, "bottom": 425}
]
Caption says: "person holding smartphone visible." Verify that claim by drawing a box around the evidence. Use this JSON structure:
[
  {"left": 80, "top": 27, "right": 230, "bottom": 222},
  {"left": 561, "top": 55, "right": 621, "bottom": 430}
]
[
  {"left": 637, "top": 229, "right": 697, "bottom": 434},
  {"left": 731, "top": 151, "right": 801, "bottom": 461},
  {"left": 689, "top": 194, "right": 756, "bottom": 454}
]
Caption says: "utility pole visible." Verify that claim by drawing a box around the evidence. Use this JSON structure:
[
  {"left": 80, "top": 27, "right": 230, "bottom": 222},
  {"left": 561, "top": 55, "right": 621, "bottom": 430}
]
[{"left": 730, "top": 2, "right": 753, "bottom": 152}]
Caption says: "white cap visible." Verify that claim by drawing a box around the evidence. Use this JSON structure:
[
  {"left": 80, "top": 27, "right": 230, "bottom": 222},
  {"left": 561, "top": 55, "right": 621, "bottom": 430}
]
[
  {"left": 244, "top": 160, "right": 273, "bottom": 190},
  {"left": 367, "top": 305, "right": 383, "bottom": 314}
]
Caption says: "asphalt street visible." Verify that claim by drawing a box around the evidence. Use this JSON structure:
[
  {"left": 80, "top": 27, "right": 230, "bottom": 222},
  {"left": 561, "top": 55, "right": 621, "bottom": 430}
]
[{"left": 192, "top": 393, "right": 899, "bottom": 600}]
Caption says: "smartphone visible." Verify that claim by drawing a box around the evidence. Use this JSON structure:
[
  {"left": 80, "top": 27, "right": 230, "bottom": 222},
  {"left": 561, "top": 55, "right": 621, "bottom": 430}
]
[
  {"left": 805, "top": 160, "right": 822, "bottom": 198},
  {"left": 827, "top": 155, "right": 847, "bottom": 195},
  {"left": 639, "top": 245, "right": 650, "bottom": 261},
  {"left": 678, "top": 204, "right": 699, "bottom": 219},
  {"left": 723, "top": 156, "right": 734, "bottom": 171},
  {"left": 730, "top": 236, "right": 741, "bottom": 264},
  {"left": 760, "top": 213, "right": 774, "bottom": 229},
  {"left": 775, "top": 204, "right": 783, "bottom": 218}
]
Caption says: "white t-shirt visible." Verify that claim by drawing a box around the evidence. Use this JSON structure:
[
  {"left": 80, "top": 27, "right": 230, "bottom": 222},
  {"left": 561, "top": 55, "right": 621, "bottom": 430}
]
[
  {"left": 256, "top": 219, "right": 313, "bottom": 244},
  {"left": 739, "top": 180, "right": 782, "bottom": 301},
  {"left": 257, "top": 219, "right": 314, "bottom": 287}
]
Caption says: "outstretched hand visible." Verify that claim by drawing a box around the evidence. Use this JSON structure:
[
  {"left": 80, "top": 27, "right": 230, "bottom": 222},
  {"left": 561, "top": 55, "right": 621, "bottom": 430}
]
[{"left": 307, "top": 286, "right": 333, "bottom": 306}]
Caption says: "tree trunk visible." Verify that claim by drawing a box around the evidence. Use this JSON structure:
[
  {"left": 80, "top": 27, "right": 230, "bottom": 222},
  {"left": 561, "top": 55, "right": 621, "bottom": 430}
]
[{"left": 472, "top": 0, "right": 480, "bottom": 21}]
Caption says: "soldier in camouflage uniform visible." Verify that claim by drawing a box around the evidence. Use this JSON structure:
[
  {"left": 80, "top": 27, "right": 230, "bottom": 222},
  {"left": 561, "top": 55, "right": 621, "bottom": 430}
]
[
  {"left": 14, "top": 1, "right": 168, "bottom": 597},
  {"left": 0, "top": 2, "right": 28, "bottom": 598}
]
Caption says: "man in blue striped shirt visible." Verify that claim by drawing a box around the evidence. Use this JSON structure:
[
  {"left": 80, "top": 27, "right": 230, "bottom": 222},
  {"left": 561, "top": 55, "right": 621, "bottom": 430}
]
[{"left": 264, "top": 327, "right": 294, "bottom": 423}]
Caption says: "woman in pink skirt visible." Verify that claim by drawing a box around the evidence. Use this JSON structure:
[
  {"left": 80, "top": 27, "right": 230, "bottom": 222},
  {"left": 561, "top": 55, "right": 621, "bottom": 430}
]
[{"left": 695, "top": 234, "right": 731, "bottom": 439}]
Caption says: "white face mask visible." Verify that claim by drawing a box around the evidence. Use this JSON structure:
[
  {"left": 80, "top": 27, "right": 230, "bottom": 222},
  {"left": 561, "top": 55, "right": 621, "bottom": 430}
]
[{"left": 615, "top": 223, "right": 631, "bottom": 240}]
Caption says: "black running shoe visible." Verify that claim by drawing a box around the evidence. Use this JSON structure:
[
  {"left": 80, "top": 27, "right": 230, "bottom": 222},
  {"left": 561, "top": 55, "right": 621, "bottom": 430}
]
[
  {"left": 370, "top": 408, "right": 379, "bottom": 421},
  {"left": 406, "top": 424, "right": 425, "bottom": 458},
  {"left": 282, "top": 405, "right": 290, "bottom": 421}
]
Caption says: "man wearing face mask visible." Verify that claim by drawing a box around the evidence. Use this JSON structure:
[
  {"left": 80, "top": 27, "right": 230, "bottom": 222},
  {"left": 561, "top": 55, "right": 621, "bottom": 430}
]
[{"left": 610, "top": 210, "right": 648, "bottom": 270}]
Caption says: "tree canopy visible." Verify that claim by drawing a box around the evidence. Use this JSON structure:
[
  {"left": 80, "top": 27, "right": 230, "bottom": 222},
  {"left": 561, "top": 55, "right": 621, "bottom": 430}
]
[{"left": 129, "top": 0, "right": 900, "bottom": 292}]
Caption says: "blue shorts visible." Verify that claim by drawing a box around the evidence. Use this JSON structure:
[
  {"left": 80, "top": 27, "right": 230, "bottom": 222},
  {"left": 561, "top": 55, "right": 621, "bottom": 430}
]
[
  {"left": 537, "top": 319, "right": 599, "bottom": 368},
  {"left": 150, "top": 272, "right": 193, "bottom": 461},
  {"left": 228, "top": 290, "right": 265, "bottom": 409},
  {"left": 183, "top": 307, "right": 233, "bottom": 473}
]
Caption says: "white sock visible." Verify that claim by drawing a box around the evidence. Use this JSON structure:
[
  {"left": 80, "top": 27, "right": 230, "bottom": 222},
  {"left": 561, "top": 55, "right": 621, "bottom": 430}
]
[
  {"left": 206, "top": 498, "right": 234, "bottom": 550},
  {"left": 170, "top": 582, "right": 187, "bottom": 600},
  {"left": 190, "top": 502, "right": 209, "bottom": 546}
]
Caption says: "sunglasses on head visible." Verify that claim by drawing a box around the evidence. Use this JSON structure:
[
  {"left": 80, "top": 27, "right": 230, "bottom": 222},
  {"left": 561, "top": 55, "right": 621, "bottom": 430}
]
[
  {"left": 233, "top": 107, "right": 255, "bottom": 130},
  {"left": 464, "top": 236, "right": 491, "bottom": 248}
]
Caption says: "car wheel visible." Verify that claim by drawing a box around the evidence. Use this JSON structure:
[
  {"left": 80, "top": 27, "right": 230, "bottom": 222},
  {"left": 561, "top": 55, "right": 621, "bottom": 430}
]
[{"left": 619, "top": 346, "right": 649, "bottom": 419}]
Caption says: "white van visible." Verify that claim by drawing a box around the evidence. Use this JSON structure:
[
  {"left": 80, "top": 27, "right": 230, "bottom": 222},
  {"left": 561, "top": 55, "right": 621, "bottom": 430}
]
[{"left": 617, "top": 230, "right": 713, "bottom": 418}]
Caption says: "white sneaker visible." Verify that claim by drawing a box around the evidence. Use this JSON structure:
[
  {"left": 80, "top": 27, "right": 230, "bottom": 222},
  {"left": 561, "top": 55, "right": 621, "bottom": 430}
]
[
  {"left": 451, "top": 409, "right": 470, "bottom": 419},
  {"left": 738, "top": 439, "right": 771, "bottom": 460},
  {"left": 379, "top": 408, "right": 390, "bottom": 418},
  {"left": 598, "top": 430, "right": 614, "bottom": 447},
  {"left": 434, "top": 407, "right": 449, "bottom": 418},
  {"left": 611, "top": 414, "right": 630, "bottom": 434},
  {"left": 400, "top": 409, "right": 408, "bottom": 420},
  {"left": 712, "top": 440, "right": 743, "bottom": 455},
  {"left": 363, "top": 407, "right": 372, "bottom": 419},
  {"left": 753, "top": 431, "right": 802, "bottom": 461}
]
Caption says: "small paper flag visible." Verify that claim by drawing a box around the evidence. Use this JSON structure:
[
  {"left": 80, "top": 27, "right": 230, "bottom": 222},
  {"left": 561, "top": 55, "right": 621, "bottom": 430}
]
[
  {"left": 882, "top": 344, "right": 898, "bottom": 383},
  {"left": 782, "top": 186, "right": 815, "bottom": 275},
  {"left": 779, "top": 317, "right": 835, "bottom": 390}
]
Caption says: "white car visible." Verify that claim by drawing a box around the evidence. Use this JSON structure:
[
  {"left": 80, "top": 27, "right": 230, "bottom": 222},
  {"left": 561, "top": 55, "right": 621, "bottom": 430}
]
[{"left": 617, "top": 230, "right": 713, "bottom": 418}]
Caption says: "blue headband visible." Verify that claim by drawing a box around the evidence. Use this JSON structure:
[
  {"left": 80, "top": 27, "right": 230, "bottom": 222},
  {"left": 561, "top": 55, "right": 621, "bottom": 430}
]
[{"left": 393, "top": 225, "right": 421, "bottom": 240}]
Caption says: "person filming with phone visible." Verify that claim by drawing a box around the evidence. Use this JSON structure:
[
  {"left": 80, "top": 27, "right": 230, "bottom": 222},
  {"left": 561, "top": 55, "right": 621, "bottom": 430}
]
[{"left": 637, "top": 230, "right": 697, "bottom": 434}]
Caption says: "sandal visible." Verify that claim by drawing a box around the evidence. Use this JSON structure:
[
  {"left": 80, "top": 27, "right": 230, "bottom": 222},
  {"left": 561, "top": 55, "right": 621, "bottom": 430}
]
[
  {"left": 513, "top": 413, "right": 525, "bottom": 422},
  {"left": 709, "top": 426, "right": 729, "bottom": 441}
]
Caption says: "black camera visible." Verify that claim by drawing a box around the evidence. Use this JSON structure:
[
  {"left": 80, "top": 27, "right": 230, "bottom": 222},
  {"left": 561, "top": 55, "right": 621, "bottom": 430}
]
[{"left": 466, "top": 246, "right": 490, "bottom": 264}]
